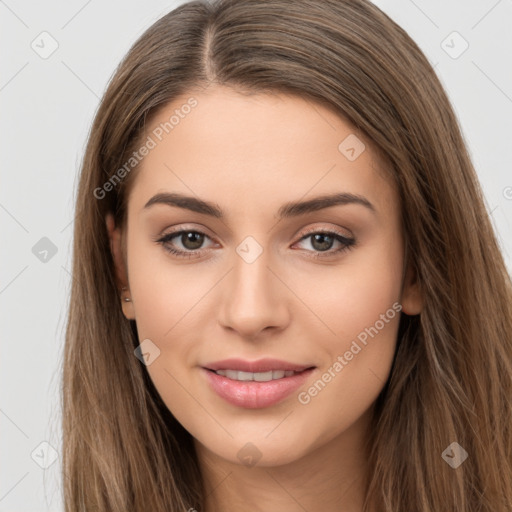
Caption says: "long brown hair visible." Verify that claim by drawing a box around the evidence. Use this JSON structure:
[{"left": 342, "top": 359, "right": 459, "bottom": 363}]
[{"left": 62, "top": 0, "right": 512, "bottom": 510}]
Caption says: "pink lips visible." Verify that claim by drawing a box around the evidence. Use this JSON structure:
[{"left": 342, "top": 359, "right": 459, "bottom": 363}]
[{"left": 202, "top": 358, "right": 315, "bottom": 409}]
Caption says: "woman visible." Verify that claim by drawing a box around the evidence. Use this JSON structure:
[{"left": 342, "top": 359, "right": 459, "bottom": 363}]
[{"left": 62, "top": 0, "right": 512, "bottom": 510}]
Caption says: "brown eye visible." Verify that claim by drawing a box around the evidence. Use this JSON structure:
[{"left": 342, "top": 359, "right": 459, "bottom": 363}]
[
  {"left": 179, "top": 231, "right": 205, "bottom": 250},
  {"left": 294, "top": 230, "right": 356, "bottom": 259},
  {"left": 155, "top": 229, "right": 214, "bottom": 259},
  {"left": 310, "top": 233, "right": 336, "bottom": 252}
]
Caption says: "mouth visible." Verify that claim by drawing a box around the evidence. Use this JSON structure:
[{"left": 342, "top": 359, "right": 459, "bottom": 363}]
[
  {"left": 203, "top": 357, "right": 314, "bottom": 374},
  {"left": 201, "top": 358, "right": 316, "bottom": 409},
  {"left": 206, "top": 369, "right": 307, "bottom": 381}
]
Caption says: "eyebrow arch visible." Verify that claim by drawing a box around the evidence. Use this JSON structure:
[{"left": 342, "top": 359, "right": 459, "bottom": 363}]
[{"left": 143, "top": 191, "right": 376, "bottom": 218}]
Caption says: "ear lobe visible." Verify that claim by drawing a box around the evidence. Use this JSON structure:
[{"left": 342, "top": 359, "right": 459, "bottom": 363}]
[{"left": 401, "top": 262, "right": 423, "bottom": 316}]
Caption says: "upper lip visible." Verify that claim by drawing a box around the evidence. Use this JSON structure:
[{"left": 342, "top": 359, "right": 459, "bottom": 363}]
[{"left": 203, "top": 358, "right": 315, "bottom": 373}]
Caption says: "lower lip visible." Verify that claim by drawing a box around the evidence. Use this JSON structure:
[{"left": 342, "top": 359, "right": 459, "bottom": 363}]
[{"left": 202, "top": 368, "right": 315, "bottom": 409}]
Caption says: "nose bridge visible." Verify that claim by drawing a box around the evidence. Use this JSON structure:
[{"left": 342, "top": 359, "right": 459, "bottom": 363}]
[
  {"left": 232, "top": 245, "right": 273, "bottom": 298},
  {"left": 217, "top": 238, "right": 288, "bottom": 336}
]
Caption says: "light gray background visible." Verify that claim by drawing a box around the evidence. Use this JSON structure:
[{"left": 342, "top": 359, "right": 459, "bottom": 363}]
[{"left": 1, "top": 0, "right": 511, "bottom": 510}]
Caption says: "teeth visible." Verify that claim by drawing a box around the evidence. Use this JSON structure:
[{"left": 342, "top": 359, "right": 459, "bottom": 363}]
[
  {"left": 231, "top": 370, "right": 252, "bottom": 381},
  {"left": 254, "top": 371, "right": 274, "bottom": 382},
  {"left": 214, "top": 369, "right": 298, "bottom": 381}
]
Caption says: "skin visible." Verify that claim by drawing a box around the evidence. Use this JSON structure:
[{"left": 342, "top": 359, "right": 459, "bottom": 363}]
[{"left": 106, "top": 84, "right": 422, "bottom": 512}]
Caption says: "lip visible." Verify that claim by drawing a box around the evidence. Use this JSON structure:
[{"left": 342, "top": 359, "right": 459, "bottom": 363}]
[
  {"left": 201, "top": 362, "right": 316, "bottom": 409},
  {"left": 203, "top": 358, "right": 314, "bottom": 373}
]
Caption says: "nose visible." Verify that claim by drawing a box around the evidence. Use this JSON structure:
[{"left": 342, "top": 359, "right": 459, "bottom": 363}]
[{"left": 217, "top": 248, "right": 290, "bottom": 340}]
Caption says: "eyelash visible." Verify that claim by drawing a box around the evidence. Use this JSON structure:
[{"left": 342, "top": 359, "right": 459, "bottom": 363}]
[{"left": 154, "top": 227, "right": 356, "bottom": 260}]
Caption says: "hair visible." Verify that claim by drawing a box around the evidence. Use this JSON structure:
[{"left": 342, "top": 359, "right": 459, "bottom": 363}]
[{"left": 61, "top": 0, "right": 512, "bottom": 510}]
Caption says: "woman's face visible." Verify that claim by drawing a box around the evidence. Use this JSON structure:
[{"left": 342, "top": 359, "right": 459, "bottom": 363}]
[{"left": 107, "top": 85, "right": 421, "bottom": 468}]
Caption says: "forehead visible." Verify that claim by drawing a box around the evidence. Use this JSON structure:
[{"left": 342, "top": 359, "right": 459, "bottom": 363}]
[{"left": 127, "top": 85, "right": 396, "bottom": 219}]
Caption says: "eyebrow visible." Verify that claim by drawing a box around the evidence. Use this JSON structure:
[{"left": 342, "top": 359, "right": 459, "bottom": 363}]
[{"left": 143, "top": 191, "right": 376, "bottom": 218}]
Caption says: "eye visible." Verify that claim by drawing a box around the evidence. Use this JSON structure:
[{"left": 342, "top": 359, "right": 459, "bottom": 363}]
[
  {"left": 293, "top": 228, "right": 356, "bottom": 258},
  {"left": 154, "top": 229, "right": 215, "bottom": 259}
]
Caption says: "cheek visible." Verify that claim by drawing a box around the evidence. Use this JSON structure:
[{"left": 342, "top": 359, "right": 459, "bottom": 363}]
[
  {"left": 303, "top": 231, "right": 403, "bottom": 410},
  {"left": 309, "top": 234, "right": 403, "bottom": 345},
  {"left": 126, "top": 246, "right": 209, "bottom": 431},
  {"left": 299, "top": 274, "right": 401, "bottom": 442},
  {"left": 127, "top": 232, "right": 212, "bottom": 339}
]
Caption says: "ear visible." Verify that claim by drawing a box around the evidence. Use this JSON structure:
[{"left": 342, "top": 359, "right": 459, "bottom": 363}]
[
  {"left": 400, "top": 261, "right": 423, "bottom": 316},
  {"left": 106, "top": 212, "right": 135, "bottom": 320}
]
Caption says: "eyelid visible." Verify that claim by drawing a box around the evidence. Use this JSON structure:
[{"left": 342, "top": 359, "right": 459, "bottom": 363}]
[
  {"left": 296, "top": 223, "right": 353, "bottom": 240},
  {"left": 159, "top": 223, "right": 216, "bottom": 240}
]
